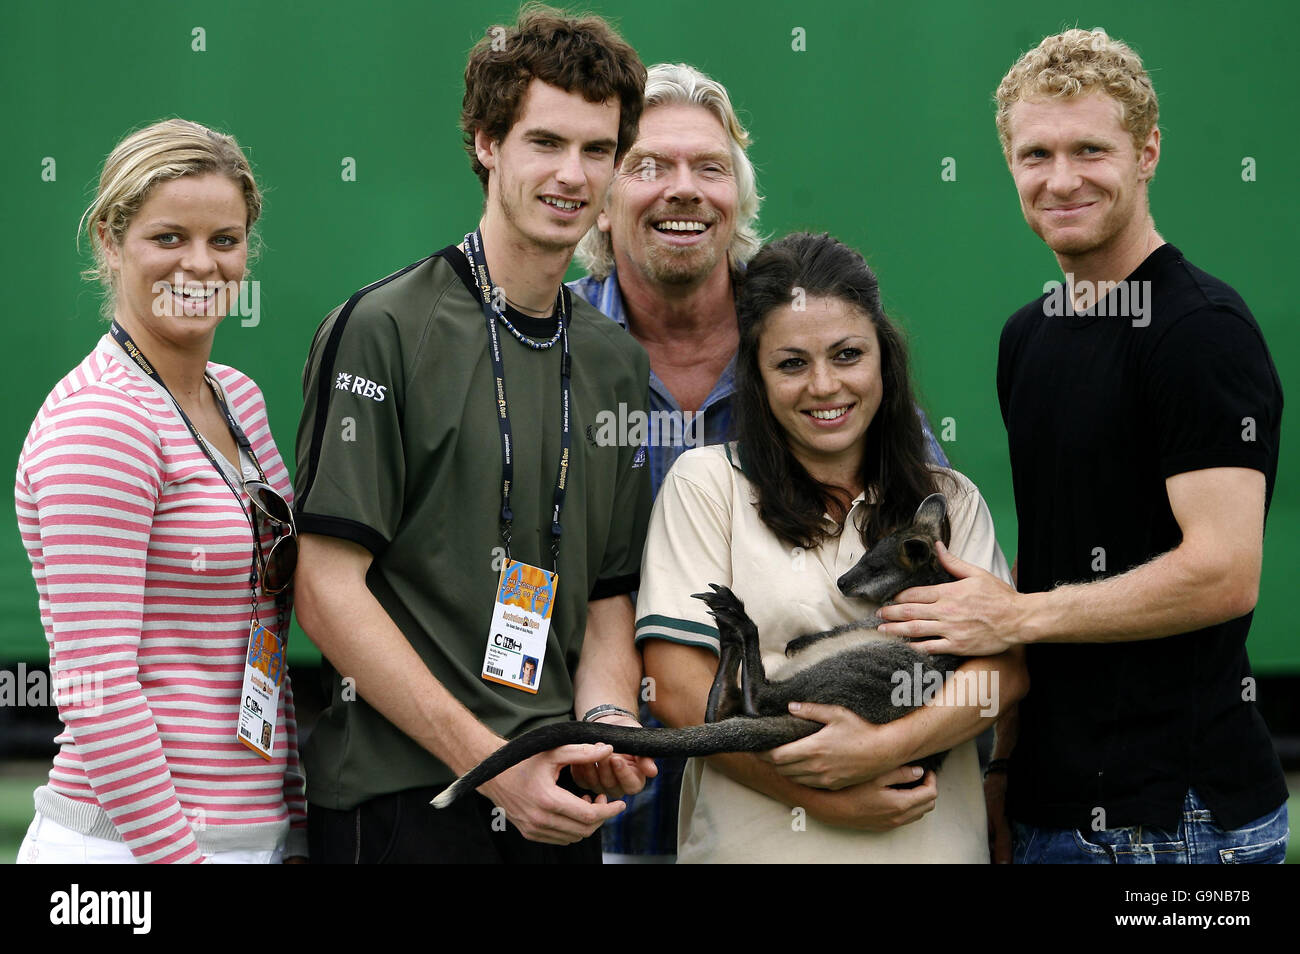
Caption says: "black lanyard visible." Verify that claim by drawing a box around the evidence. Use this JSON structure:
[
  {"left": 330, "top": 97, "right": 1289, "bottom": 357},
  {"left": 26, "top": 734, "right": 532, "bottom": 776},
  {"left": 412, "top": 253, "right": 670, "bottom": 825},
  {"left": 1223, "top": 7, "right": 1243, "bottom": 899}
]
[
  {"left": 461, "top": 229, "right": 572, "bottom": 569},
  {"left": 109, "top": 321, "right": 271, "bottom": 608}
]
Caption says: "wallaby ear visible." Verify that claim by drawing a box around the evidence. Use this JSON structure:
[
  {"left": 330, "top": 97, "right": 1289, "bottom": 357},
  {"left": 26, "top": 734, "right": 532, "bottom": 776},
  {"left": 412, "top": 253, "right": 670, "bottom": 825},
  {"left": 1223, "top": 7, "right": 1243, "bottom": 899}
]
[
  {"left": 913, "top": 494, "right": 948, "bottom": 541},
  {"left": 902, "top": 537, "right": 931, "bottom": 569}
]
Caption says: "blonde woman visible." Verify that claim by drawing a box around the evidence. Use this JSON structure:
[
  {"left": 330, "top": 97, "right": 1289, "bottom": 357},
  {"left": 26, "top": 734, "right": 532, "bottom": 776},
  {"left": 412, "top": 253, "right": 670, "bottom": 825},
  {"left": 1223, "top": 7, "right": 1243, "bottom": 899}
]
[{"left": 15, "top": 119, "right": 305, "bottom": 863}]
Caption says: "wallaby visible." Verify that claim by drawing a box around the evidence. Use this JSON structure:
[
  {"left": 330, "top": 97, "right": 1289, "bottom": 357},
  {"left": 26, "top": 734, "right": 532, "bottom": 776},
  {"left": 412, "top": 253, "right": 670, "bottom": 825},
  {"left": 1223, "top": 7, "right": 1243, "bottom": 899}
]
[{"left": 432, "top": 493, "right": 962, "bottom": 808}]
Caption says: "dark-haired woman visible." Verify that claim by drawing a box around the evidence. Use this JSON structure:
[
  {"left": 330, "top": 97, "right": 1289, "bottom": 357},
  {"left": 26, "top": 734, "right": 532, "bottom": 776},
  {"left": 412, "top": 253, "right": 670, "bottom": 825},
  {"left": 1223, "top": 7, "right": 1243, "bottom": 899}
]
[{"left": 636, "top": 233, "right": 1027, "bottom": 863}]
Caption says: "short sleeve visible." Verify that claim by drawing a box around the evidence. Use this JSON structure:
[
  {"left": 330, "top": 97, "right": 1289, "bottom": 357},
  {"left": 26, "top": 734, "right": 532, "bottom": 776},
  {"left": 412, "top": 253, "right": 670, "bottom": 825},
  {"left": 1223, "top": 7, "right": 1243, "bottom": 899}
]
[
  {"left": 941, "top": 471, "right": 1012, "bottom": 586},
  {"left": 1143, "top": 308, "right": 1281, "bottom": 480},
  {"left": 294, "top": 303, "right": 407, "bottom": 555},
  {"left": 589, "top": 437, "right": 652, "bottom": 600},
  {"left": 996, "top": 321, "right": 1015, "bottom": 426},
  {"left": 634, "top": 451, "right": 735, "bottom": 654},
  {"left": 997, "top": 306, "right": 1032, "bottom": 428},
  {"left": 587, "top": 336, "right": 652, "bottom": 600}
]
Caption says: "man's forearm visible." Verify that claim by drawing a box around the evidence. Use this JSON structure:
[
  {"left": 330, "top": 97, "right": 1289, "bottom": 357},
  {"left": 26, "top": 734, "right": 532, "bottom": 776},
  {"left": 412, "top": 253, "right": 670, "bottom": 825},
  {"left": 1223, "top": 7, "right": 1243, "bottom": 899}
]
[
  {"left": 1018, "top": 541, "right": 1258, "bottom": 646},
  {"left": 572, "top": 594, "right": 642, "bottom": 719},
  {"left": 1015, "top": 467, "right": 1263, "bottom": 646},
  {"left": 884, "top": 469, "right": 1266, "bottom": 654}
]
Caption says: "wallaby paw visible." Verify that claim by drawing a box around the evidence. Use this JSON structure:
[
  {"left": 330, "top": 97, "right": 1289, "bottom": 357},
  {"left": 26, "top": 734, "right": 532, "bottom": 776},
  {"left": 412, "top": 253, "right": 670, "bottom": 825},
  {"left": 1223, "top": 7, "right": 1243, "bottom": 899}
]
[
  {"left": 691, "top": 584, "right": 751, "bottom": 641},
  {"left": 691, "top": 582, "right": 742, "bottom": 615}
]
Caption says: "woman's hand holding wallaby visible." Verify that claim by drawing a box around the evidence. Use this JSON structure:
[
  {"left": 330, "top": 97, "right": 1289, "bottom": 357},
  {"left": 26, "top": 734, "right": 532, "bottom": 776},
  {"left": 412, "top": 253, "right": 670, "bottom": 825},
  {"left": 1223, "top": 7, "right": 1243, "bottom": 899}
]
[
  {"left": 760, "top": 701, "right": 911, "bottom": 790},
  {"left": 801, "top": 770, "right": 939, "bottom": 832}
]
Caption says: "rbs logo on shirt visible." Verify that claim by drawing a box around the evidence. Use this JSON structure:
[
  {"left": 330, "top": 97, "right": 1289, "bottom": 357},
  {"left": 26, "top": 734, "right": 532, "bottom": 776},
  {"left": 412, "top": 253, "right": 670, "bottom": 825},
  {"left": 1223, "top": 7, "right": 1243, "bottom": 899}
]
[{"left": 334, "top": 371, "right": 388, "bottom": 402}]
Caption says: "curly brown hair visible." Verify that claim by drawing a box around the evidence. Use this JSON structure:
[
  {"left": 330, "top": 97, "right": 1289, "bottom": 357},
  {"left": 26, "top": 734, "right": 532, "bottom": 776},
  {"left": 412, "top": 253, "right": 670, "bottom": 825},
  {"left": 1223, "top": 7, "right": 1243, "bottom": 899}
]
[{"left": 461, "top": 4, "right": 646, "bottom": 193}]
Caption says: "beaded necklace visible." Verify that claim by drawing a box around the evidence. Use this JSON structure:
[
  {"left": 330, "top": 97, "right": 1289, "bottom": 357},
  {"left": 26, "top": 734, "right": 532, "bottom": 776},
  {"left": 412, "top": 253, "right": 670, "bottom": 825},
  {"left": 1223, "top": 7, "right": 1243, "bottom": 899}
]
[{"left": 462, "top": 234, "right": 564, "bottom": 350}]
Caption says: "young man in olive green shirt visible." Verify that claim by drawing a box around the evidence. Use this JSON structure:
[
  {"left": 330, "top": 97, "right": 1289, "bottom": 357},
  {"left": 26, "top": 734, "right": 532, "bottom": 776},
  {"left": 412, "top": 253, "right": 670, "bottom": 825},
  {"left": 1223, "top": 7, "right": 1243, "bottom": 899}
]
[{"left": 293, "top": 9, "right": 653, "bottom": 863}]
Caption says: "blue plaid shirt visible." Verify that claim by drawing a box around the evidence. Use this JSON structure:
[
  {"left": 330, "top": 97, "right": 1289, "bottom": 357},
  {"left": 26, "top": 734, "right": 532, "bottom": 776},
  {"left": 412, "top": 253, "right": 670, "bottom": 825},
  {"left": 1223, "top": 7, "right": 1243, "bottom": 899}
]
[{"left": 569, "top": 268, "right": 948, "bottom": 855}]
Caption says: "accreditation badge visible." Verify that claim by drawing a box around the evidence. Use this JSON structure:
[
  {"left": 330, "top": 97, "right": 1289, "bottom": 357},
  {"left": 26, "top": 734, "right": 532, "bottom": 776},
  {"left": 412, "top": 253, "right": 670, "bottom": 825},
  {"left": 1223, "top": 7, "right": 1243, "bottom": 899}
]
[
  {"left": 237, "top": 623, "right": 284, "bottom": 759},
  {"left": 482, "top": 559, "right": 557, "bottom": 694}
]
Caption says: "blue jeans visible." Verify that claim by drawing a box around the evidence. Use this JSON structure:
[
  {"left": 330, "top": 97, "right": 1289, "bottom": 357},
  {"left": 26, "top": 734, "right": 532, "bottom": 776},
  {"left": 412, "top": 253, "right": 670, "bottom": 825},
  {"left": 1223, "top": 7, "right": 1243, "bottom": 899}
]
[{"left": 1012, "top": 790, "right": 1289, "bottom": 864}]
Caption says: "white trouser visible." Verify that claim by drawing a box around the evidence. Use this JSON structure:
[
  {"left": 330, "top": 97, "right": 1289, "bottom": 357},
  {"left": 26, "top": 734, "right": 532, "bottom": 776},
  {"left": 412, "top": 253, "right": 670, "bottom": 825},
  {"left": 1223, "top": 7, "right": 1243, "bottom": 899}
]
[{"left": 16, "top": 812, "right": 284, "bottom": 864}]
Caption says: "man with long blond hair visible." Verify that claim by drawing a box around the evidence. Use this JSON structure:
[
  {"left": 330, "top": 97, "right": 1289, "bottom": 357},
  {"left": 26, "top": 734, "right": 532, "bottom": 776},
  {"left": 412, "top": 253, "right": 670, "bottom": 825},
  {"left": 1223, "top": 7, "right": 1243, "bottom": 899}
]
[{"left": 570, "top": 63, "right": 759, "bottom": 861}]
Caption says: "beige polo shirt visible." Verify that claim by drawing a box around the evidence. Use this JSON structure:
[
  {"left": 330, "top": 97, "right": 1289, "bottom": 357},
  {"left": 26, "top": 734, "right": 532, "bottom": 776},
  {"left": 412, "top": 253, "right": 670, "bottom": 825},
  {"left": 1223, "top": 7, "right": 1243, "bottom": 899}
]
[{"left": 635, "top": 443, "right": 1012, "bottom": 863}]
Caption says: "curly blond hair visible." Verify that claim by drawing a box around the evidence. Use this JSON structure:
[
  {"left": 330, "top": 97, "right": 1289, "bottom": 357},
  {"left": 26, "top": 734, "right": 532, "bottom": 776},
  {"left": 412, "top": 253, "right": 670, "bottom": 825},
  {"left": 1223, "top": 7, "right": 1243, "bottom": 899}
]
[{"left": 994, "top": 28, "right": 1158, "bottom": 158}]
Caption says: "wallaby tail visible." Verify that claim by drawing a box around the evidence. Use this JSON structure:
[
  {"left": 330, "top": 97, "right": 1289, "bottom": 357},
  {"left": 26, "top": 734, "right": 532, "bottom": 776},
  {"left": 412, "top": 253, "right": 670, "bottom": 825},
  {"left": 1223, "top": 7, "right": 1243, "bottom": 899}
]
[{"left": 431, "top": 715, "right": 820, "bottom": 808}]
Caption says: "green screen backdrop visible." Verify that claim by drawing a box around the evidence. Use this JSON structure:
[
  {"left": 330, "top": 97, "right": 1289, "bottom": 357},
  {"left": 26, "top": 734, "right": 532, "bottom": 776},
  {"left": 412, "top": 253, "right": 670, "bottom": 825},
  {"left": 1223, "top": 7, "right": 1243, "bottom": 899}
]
[{"left": 2, "top": 0, "right": 1295, "bottom": 669}]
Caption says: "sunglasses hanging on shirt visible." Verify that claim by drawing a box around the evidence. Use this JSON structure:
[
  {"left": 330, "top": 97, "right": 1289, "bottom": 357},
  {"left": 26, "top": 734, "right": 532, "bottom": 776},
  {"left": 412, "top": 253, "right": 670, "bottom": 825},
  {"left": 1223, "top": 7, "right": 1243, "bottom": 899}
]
[
  {"left": 245, "top": 478, "right": 298, "bottom": 595},
  {"left": 108, "top": 321, "right": 298, "bottom": 598}
]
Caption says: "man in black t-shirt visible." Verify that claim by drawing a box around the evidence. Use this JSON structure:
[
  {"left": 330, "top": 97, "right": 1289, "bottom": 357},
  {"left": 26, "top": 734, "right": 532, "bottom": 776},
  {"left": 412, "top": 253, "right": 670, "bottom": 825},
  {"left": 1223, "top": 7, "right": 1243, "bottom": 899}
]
[{"left": 877, "top": 29, "right": 1287, "bottom": 863}]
